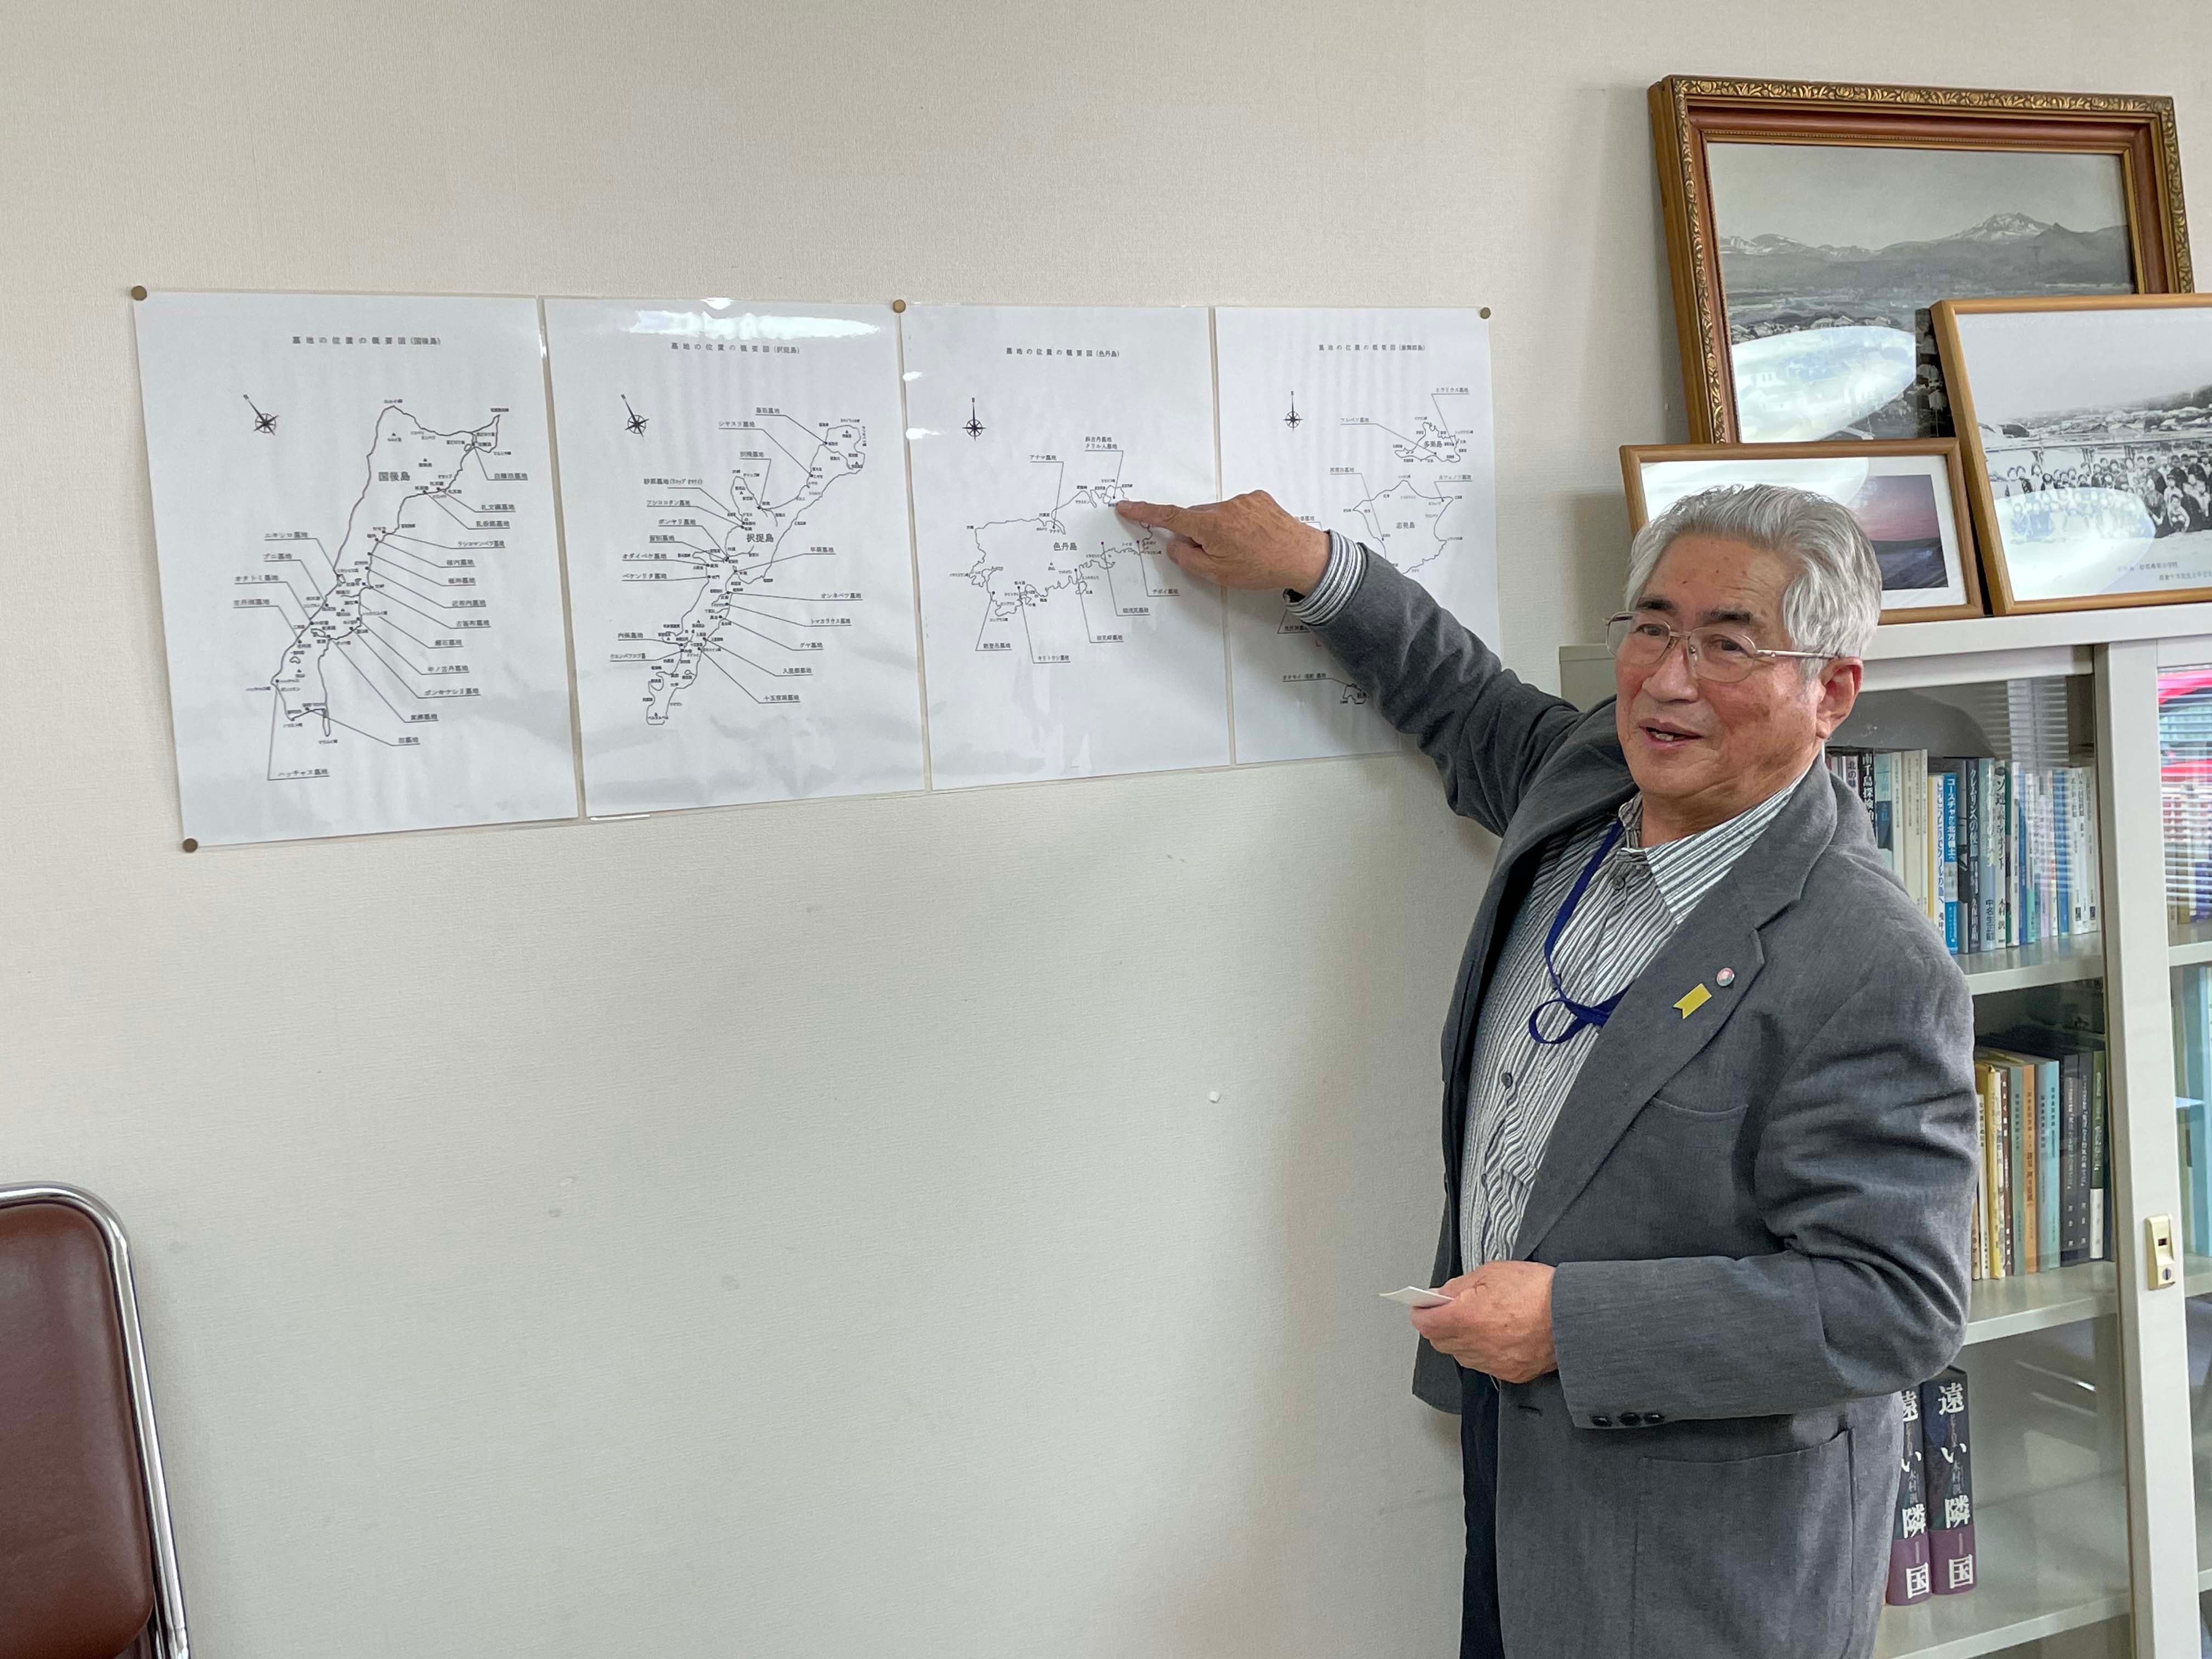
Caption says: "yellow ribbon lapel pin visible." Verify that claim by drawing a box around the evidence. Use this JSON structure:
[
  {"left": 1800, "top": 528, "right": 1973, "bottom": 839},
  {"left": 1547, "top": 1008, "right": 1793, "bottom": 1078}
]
[{"left": 1674, "top": 983, "right": 1712, "bottom": 1019}]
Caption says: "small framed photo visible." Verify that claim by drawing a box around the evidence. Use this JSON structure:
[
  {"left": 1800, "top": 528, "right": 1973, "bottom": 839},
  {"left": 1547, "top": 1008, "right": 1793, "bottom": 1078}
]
[
  {"left": 1621, "top": 440, "right": 1984, "bottom": 624},
  {"left": 1936, "top": 294, "right": 2212, "bottom": 613},
  {"left": 1651, "top": 76, "right": 2192, "bottom": 446}
]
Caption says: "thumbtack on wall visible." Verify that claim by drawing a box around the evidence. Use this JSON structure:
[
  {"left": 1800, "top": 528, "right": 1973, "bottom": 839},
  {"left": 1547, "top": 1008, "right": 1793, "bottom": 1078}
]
[
  {"left": 891, "top": 299, "right": 907, "bottom": 313},
  {"left": 1480, "top": 307, "right": 1492, "bottom": 319},
  {"left": 131, "top": 286, "right": 149, "bottom": 301},
  {"left": 181, "top": 839, "right": 199, "bottom": 853}
]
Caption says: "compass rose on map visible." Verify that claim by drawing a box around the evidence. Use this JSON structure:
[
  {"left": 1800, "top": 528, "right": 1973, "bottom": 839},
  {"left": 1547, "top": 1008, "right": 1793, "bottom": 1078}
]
[
  {"left": 243, "top": 394, "right": 278, "bottom": 435},
  {"left": 963, "top": 399, "right": 986, "bottom": 440},
  {"left": 1283, "top": 393, "right": 1302, "bottom": 431},
  {"left": 622, "top": 395, "right": 649, "bottom": 436}
]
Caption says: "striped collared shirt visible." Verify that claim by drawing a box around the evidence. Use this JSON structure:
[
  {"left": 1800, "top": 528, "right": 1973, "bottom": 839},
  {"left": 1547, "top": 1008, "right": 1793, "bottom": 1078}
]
[
  {"left": 1285, "top": 531, "right": 1366, "bottom": 626},
  {"left": 1459, "top": 778, "right": 1803, "bottom": 1265}
]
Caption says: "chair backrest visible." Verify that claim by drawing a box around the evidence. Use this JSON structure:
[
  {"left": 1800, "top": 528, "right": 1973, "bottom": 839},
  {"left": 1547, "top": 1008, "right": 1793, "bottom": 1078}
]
[{"left": 0, "top": 1186, "right": 188, "bottom": 1659}]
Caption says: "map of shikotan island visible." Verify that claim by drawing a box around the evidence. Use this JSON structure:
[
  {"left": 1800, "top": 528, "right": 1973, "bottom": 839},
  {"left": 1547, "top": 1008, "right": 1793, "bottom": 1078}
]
[
  {"left": 1272, "top": 392, "right": 1479, "bottom": 704},
  {"left": 245, "top": 402, "right": 514, "bottom": 781},
  {"left": 1324, "top": 397, "right": 1476, "bottom": 580},
  {"left": 959, "top": 445, "right": 1182, "bottom": 665},
  {"left": 617, "top": 415, "right": 866, "bottom": 723}
]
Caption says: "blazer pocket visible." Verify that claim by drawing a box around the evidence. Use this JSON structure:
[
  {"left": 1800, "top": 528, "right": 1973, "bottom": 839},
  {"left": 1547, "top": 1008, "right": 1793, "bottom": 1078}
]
[
  {"left": 1646, "top": 1085, "right": 1751, "bottom": 1121},
  {"left": 1632, "top": 1429, "right": 1855, "bottom": 1659}
]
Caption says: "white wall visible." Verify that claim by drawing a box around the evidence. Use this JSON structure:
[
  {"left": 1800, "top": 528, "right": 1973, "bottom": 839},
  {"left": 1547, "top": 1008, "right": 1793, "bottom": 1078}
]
[{"left": 4, "top": 4, "right": 2209, "bottom": 1654}]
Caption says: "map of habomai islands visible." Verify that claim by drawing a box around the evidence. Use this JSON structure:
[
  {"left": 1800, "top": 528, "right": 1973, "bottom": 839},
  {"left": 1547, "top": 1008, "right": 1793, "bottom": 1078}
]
[
  {"left": 961, "top": 439, "right": 1184, "bottom": 665},
  {"left": 1273, "top": 388, "right": 1479, "bottom": 706},
  {"left": 1325, "top": 390, "right": 1476, "bottom": 579},
  {"left": 236, "top": 400, "right": 523, "bottom": 781},
  {"left": 614, "top": 413, "right": 868, "bottom": 723}
]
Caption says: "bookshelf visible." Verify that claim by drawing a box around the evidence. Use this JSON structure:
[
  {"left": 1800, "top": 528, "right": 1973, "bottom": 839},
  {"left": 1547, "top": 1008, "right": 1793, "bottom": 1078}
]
[
  {"left": 1873, "top": 1471, "right": 2129, "bottom": 1659},
  {"left": 1561, "top": 614, "right": 2212, "bottom": 1659},
  {"left": 1963, "top": 1258, "right": 2212, "bottom": 1348},
  {"left": 1961, "top": 935, "right": 2107, "bottom": 997}
]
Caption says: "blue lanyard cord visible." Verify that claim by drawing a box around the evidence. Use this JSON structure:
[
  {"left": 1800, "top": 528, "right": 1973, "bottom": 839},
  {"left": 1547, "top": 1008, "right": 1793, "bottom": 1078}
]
[{"left": 1527, "top": 821, "right": 1628, "bottom": 1047}]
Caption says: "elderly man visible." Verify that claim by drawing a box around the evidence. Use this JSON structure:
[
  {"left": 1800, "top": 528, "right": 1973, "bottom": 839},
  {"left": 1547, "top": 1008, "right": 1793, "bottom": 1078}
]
[{"left": 1116, "top": 486, "right": 1976, "bottom": 1659}]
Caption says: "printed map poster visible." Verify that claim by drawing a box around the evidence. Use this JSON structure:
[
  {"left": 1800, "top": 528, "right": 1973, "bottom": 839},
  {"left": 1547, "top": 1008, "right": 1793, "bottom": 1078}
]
[
  {"left": 544, "top": 300, "right": 924, "bottom": 814},
  {"left": 901, "top": 305, "right": 1228, "bottom": 788},
  {"left": 133, "top": 291, "right": 578, "bottom": 845},
  {"left": 1215, "top": 308, "right": 1498, "bottom": 764}
]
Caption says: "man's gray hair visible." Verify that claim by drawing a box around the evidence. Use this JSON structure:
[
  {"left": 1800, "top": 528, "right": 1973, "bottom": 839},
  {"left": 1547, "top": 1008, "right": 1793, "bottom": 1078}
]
[{"left": 1623, "top": 483, "right": 1882, "bottom": 661}]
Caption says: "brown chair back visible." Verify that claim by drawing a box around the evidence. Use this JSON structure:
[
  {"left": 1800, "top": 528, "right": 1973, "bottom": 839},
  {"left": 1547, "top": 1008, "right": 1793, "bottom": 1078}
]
[{"left": 0, "top": 1189, "right": 186, "bottom": 1659}]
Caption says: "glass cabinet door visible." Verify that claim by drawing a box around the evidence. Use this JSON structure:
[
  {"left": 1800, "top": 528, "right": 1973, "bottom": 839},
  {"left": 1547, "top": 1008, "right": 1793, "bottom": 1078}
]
[
  {"left": 1840, "top": 674, "right": 2136, "bottom": 1659},
  {"left": 2159, "top": 660, "right": 2212, "bottom": 1649}
]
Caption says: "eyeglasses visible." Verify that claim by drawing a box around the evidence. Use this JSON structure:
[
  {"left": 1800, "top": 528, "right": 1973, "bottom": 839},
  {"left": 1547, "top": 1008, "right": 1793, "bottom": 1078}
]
[{"left": 1604, "top": 613, "right": 1837, "bottom": 685}]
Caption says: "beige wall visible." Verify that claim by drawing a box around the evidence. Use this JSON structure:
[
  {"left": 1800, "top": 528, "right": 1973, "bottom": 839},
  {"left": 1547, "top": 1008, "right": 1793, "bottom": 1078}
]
[{"left": 4, "top": 3, "right": 2207, "bottom": 1654}]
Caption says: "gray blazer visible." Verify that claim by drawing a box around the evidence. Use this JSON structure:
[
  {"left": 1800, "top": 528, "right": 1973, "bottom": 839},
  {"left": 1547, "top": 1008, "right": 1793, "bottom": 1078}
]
[{"left": 1312, "top": 555, "right": 1977, "bottom": 1659}]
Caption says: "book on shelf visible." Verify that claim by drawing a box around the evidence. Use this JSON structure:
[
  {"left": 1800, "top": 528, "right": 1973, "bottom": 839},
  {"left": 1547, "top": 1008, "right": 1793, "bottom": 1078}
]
[
  {"left": 2091, "top": 1040, "right": 2111, "bottom": 1264},
  {"left": 1970, "top": 1028, "right": 2109, "bottom": 1281},
  {"left": 2168, "top": 774, "right": 2212, "bottom": 926},
  {"left": 1835, "top": 749, "right": 2101, "bottom": 962},
  {"left": 2177, "top": 968, "right": 2212, "bottom": 1257},
  {"left": 1968, "top": 1069, "right": 1987, "bottom": 1281},
  {"left": 1972, "top": 1057, "right": 2010, "bottom": 1279},
  {"left": 1987, "top": 759, "right": 2004, "bottom": 952},
  {"left": 1886, "top": 1385, "right": 1932, "bottom": 1606},
  {"left": 1919, "top": 1368, "right": 1976, "bottom": 1596}
]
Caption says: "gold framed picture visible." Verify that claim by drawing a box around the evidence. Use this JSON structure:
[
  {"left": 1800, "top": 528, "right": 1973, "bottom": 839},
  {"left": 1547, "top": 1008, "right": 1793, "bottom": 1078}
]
[
  {"left": 1651, "top": 76, "right": 2192, "bottom": 445},
  {"left": 1621, "top": 440, "right": 1983, "bottom": 625},
  {"left": 1935, "top": 293, "right": 2212, "bottom": 613}
]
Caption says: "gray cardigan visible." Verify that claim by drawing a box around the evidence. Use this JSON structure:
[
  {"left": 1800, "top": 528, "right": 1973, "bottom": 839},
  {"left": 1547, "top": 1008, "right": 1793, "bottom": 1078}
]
[{"left": 1312, "top": 551, "right": 1976, "bottom": 1659}]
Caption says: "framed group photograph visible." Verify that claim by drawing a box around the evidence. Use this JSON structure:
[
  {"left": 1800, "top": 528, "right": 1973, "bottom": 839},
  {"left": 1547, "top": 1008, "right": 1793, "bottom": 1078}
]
[
  {"left": 1621, "top": 440, "right": 1983, "bottom": 624},
  {"left": 1651, "top": 77, "right": 2192, "bottom": 446},
  {"left": 1936, "top": 294, "right": 2212, "bottom": 613}
]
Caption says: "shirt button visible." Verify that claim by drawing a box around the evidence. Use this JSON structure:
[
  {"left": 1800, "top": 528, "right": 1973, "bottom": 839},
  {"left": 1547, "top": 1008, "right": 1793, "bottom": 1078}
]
[
  {"left": 1590, "top": 1415, "right": 1611, "bottom": 1427},
  {"left": 1618, "top": 1412, "right": 1642, "bottom": 1426},
  {"left": 1644, "top": 1411, "right": 1666, "bottom": 1424},
  {"left": 1500, "top": 1069, "right": 1515, "bottom": 1090}
]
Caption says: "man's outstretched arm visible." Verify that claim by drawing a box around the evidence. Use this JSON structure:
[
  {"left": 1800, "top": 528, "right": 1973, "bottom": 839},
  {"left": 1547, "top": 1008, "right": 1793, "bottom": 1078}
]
[{"left": 1116, "top": 493, "right": 1583, "bottom": 835}]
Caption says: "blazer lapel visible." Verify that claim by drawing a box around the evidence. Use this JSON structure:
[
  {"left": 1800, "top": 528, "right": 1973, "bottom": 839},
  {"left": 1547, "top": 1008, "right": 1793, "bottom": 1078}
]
[
  {"left": 1505, "top": 765, "right": 1843, "bottom": 1263},
  {"left": 1493, "top": 742, "right": 1639, "bottom": 877}
]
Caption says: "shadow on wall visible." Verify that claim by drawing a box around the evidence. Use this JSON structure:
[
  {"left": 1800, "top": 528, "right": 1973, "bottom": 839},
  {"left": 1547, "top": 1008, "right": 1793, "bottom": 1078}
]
[{"left": 1574, "top": 486, "right": 1635, "bottom": 640}]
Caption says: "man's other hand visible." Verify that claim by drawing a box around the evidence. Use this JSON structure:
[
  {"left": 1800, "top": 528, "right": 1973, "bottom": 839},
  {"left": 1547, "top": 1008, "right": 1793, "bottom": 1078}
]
[
  {"left": 1408, "top": 1262, "right": 1559, "bottom": 1384},
  {"left": 1114, "top": 492, "right": 1330, "bottom": 595}
]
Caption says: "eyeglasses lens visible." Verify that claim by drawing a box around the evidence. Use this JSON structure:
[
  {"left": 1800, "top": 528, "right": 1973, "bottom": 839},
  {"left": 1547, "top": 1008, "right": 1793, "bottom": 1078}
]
[{"left": 1607, "top": 619, "right": 1758, "bottom": 684}]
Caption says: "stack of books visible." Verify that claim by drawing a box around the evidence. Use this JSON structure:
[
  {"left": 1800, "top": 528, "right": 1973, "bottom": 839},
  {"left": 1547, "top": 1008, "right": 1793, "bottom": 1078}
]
[
  {"left": 1825, "top": 749, "right": 2101, "bottom": 957},
  {"left": 1969, "top": 1027, "right": 2110, "bottom": 1281},
  {"left": 1888, "top": 1367, "right": 1977, "bottom": 1605}
]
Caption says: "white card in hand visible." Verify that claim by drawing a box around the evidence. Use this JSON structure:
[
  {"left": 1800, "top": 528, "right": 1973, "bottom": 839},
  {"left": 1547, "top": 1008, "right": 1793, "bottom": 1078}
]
[{"left": 1380, "top": 1285, "right": 1454, "bottom": 1308}]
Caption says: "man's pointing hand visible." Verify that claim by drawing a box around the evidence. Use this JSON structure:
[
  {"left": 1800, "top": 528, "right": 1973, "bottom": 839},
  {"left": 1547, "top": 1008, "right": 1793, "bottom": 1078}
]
[{"left": 1115, "top": 491, "right": 1331, "bottom": 596}]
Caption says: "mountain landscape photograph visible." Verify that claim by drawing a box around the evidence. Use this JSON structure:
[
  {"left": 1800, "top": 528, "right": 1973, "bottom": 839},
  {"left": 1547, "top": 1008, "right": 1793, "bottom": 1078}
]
[
  {"left": 1717, "top": 212, "right": 2133, "bottom": 339},
  {"left": 1706, "top": 142, "right": 2135, "bottom": 438}
]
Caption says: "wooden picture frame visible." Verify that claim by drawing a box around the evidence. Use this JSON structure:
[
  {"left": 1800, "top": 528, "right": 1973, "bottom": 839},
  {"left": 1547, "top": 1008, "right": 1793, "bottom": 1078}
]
[
  {"left": 1934, "top": 293, "right": 2212, "bottom": 614},
  {"left": 1651, "top": 76, "right": 2192, "bottom": 445},
  {"left": 1621, "top": 439, "right": 1984, "bottom": 624}
]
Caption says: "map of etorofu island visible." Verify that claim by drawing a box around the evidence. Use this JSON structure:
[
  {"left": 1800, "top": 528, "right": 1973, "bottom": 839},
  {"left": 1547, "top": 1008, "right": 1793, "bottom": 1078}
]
[{"left": 248, "top": 402, "right": 514, "bottom": 781}]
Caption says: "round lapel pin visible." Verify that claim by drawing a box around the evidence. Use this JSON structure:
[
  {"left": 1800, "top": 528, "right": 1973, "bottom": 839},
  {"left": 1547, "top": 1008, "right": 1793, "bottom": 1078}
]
[{"left": 1716, "top": 967, "right": 1736, "bottom": 986}]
